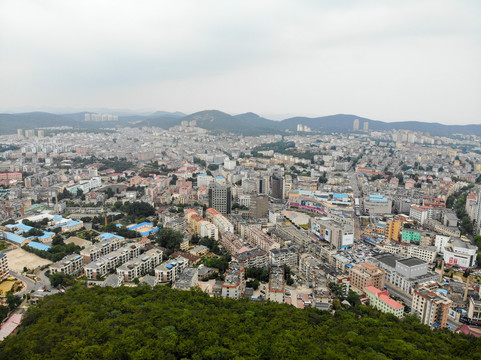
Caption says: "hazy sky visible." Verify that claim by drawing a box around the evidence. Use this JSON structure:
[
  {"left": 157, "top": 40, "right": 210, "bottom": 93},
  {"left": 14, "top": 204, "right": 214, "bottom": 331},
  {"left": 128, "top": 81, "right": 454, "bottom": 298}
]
[{"left": 1, "top": 0, "right": 480, "bottom": 124}]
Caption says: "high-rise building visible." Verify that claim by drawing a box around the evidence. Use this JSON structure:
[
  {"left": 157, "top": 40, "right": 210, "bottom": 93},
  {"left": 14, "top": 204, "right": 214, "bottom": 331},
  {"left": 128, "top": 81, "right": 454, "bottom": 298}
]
[
  {"left": 208, "top": 183, "right": 232, "bottom": 215},
  {"left": 17, "top": 129, "right": 23, "bottom": 136},
  {"left": 271, "top": 174, "right": 284, "bottom": 200},
  {"left": 0, "top": 253, "right": 9, "bottom": 281},
  {"left": 25, "top": 129, "right": 35, "bottom": 137},
  {"left": 363, "top": 121, "right": 369, "bottom": 131},
  {"left": 250, "top": 194, "right": 269, "bottom": 218},
  {"left": 37, "top": 130, "right": 45, "bottom": 137},
  {"left": 353, "top": 119, "right": 360, "bottom": 131},
  {"left": 476, "top": 192, "right": 481, "bottom": 235}
]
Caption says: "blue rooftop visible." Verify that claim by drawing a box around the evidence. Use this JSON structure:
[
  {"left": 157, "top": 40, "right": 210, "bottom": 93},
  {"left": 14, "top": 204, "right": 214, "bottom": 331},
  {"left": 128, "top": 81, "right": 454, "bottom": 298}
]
[
  {"left": 127, "top": 222, "right": 153, "bottom": 230},
  {"left": 28, "top": 241, "right": 51, "bottom": 251},
  {"left": 4, "top": 232, "right": 26, "bottom": 244},
  {"left": 99, "top": 233, "right": 124, "bottom": 241},
  {"left": 6, "top": 223, "right": 33, "bottom": 233}
]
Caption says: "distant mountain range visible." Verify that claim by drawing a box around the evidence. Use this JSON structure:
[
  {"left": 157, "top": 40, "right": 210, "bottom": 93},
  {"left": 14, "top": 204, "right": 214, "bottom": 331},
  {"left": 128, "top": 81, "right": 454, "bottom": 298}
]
[{"left": 0, "top": 110, "right": 479, "bottom": 137}]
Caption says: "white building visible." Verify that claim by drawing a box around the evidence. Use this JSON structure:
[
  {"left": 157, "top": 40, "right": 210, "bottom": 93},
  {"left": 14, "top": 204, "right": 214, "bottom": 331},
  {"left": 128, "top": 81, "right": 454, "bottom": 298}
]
[
  {"left": 444, "top": 238, "right": 477, "bottom": 269},
  {"left": 434, "top": 235, "right": 450, "bottom": 254},
  {"left": 406, "top": 245, "right": 437, "bottom": 263}
]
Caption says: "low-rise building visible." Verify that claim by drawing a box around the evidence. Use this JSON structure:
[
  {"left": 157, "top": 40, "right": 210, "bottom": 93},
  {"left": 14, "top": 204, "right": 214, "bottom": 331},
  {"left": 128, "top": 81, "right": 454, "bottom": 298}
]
[
  {"left": 232, "top": 248, "right": 268, "bottom": 268},
  {"left": 155, "top": 255, "right": 190, "bottom": 283},
  {"left": 268, "top": 266, "right": 285, "bottom": 303},
  {"left": 364, "top": 286, "right": 404, "bottom": 318},
  {"left": 269, "top": 247, "right": 298, "bottom": 268},
  {"left": 49, "top": 254, "right": 83, "bottom": 276},
  {"left": 406, "top": 245, "right": 437, "bottom": 263},
  {"left": 221, "top": 261, "right": 246, "bottom": 299},
  {"left": 173, "top": 267, "right": 199, "bottom": 290}
]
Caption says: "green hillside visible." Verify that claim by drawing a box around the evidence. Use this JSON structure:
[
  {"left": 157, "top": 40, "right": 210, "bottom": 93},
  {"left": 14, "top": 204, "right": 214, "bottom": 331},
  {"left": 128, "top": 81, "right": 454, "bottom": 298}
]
[{"left": 0, "top": 285, "right": 479, "bottom": 359}]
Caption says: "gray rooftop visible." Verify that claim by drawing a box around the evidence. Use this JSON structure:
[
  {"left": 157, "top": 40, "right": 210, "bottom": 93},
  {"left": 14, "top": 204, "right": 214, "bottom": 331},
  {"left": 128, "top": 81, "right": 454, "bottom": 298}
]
[{"left": 398, "top": 257, "right": 426, "bottom": 267}]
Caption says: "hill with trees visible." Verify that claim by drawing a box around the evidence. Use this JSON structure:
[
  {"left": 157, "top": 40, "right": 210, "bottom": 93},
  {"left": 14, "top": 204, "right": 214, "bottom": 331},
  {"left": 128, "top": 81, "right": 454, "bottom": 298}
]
[
  {"left": 0, "top": 285, "right": 479, "bottom": 359},
  {"left": 2, "top": 110, "right": 479, "bottom": 137}
]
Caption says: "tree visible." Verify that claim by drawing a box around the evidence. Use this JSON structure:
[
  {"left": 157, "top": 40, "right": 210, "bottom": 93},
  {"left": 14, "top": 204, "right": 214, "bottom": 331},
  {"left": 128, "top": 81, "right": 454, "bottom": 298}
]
[
  {"left": 6, "top": 294, "right": 22, "bottom": 311},
  {"left": 49, "top": 272, "right": 76, "bottom": 287},
  {"left": 169, "top": 175, "right": 178, "bottom": 186},
  {"left": 52, "top": 234, "right": 65, "bottom": 246},
  {"left": 27, "top": 228, "right": 44, "bottom": 237},
  {"left": 156, "top": 228, "right": 183, "bottom": 255},
  {"left": 318, "top": 172, "right": 328, "bottom": 184}
]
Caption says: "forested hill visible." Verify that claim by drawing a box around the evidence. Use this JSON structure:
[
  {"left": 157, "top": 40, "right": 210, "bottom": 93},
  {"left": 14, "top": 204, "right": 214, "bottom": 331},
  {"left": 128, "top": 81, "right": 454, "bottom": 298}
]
[{"left": 1, "top": 286, "right": 479, "bottom": 359}]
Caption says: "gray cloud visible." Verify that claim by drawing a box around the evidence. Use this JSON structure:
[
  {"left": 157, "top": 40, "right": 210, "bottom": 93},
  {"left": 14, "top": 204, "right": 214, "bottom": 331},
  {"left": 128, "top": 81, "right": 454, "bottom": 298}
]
[{"left": 0, "top": 0, "right": 480, "bottom": 124}]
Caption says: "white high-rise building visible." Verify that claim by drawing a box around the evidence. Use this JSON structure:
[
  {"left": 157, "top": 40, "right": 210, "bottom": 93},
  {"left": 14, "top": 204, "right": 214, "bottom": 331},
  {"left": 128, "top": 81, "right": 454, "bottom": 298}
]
[{"left": 353, "top": 119, "right": 360, "bottom": 131}]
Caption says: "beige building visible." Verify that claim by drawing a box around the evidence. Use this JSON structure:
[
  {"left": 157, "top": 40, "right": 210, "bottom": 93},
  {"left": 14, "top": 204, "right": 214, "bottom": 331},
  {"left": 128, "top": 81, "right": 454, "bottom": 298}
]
[
  {"left": 349, "top": 263, "right": 385, "bottom": 291},
  {"left": 412, "top": 283, "right": 452, "bottom": 328},
  {"left": 0, "top": 253, "right": 9, "bottom": 281}
]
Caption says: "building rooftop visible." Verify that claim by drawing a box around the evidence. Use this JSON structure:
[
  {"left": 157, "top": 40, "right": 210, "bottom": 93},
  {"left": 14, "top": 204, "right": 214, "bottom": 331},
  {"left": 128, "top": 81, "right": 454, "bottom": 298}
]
[{"left": 398, "top": 257, "right": 425, "bottom": 267}]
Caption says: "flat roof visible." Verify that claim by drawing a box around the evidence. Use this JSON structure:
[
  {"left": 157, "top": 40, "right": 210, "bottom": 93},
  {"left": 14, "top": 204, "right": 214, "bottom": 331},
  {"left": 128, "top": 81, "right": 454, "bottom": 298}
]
[{"left": 398, "top": 257, "right": 425, "bottom": 267}]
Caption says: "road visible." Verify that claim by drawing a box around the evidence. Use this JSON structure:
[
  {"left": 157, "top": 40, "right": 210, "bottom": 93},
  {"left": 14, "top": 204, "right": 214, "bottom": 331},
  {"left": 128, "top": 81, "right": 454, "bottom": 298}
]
[{"left": 9, "top": 269, "right": 51, "bottom": 296}]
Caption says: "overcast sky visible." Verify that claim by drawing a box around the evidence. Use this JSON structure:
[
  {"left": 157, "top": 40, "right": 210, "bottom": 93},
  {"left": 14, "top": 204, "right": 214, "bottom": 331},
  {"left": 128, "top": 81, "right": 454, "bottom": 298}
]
[{"left": 1, "top": 0, "right": 480, "bottom": 124}]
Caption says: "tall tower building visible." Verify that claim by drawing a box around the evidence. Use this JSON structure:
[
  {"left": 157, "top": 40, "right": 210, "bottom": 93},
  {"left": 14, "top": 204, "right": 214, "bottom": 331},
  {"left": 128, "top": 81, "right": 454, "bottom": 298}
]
[
  {"left": 476, "top": 191, "right": 481, "bottom": 235},
  {"left": 17, "top": 129, "right": 23, "bottom": 136},
  {"left": 353, "top": 119, "right": 360, "bottom": 131},
  {"left": 208, "top": 183, "right": 232, "bottom": 215},
  {"left": 271, "top": 174, "right": 284, "bottom": 200},
  {"left": 363, "top": 122, "right": 369, "bottom": 131},
  {"left": 250, "top": 194, "right": 269, "bottom": 218}
]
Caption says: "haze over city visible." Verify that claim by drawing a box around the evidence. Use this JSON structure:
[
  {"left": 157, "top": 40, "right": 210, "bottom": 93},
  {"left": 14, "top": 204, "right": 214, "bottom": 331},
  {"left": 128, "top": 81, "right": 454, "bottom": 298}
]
[{"left": 1, "top": 0, "right": 480, "bottom": 124}]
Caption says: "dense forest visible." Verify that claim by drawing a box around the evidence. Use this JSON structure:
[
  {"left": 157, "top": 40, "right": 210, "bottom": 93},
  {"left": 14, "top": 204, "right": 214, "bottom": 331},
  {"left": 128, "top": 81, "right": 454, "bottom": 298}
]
[{"left": 1, "top": 285, "right": 479, "bottom": 359}]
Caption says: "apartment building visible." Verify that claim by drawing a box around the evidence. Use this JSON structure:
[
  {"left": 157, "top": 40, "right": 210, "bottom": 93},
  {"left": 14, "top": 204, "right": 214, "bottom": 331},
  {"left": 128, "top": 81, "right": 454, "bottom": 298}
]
[
  {"left": 80, "top": 237, "right": 122, "bottom": 264},
  {"left": 412, "top": 283, "right": 453, "bottom": 328},
  {"left": 221, "top": 261, "right": 246, "bottom": 299},
  {"left": 49, "top": 254, "right": 83, "bottom": 276},
  {"left": 244, "top": 226, "right": 280, "bottom": 252},
  {"left": 232, "top": 248, "right": 268, "bottom": 268},
  {"left": 406, "top": 245, "right": 437, "bottom": 263},
  {"left": 269, "top": 247, "right": 298, "bottom": 268},
  {"left": 364, "top": 286, "right": 404, "bottom": 318},
  {"left": 349, "top": 263, "right": 385, "bottom": 291},
  {"left": 409, "top": 205, "right": 433, "bottom": 225},
  {"left": 173, "top": 267, "right": 199, "bottom": 290},
  {"left": 116, "top": 249, "right": 163, "bottom": 282},
  {"left": 0, "top": 253, "right": 9, "bottom": 281},
  {"left": 155, "top": 255, "right": 190, "bottom": 283}
]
